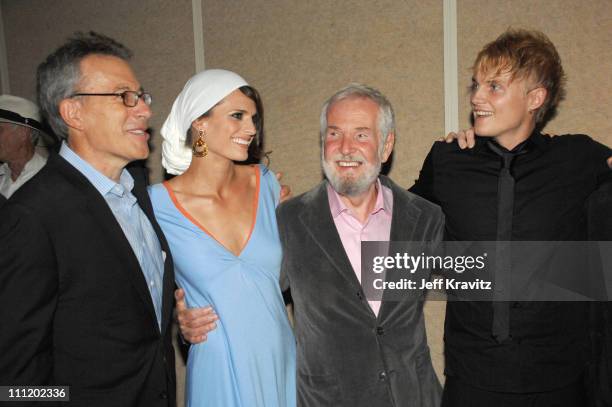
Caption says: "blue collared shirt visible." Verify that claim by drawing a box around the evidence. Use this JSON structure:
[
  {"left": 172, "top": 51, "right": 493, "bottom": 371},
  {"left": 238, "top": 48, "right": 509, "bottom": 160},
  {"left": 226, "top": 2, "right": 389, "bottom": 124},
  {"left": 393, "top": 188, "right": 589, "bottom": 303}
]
[{"left": 59, "top": 142, "right": 165, "bottom": 330}]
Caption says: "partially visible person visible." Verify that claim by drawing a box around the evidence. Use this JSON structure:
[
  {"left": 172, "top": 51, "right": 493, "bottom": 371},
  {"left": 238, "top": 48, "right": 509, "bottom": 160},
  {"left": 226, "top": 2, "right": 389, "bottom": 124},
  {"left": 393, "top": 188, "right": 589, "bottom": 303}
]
[
  {"left": 149, "top": 69, "right": 295, "bottom": 407},
  {"left": 0, "top": 32, "right": 176, "bottom": 406},
  {"left": 587, "top": 181, "right": 612, "bottom": 407},
  {"left": 0, "top": 95, "right": 48, "bottom": 198},
  {"left": 411, "top": 29, "right": 611, "bottom": 407}
]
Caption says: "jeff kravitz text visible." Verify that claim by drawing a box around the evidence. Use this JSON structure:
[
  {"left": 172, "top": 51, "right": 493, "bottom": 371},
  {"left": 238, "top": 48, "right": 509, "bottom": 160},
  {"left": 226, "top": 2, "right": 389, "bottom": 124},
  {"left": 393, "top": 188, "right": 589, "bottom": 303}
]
[{"left": 368, "top": 252, "right": 493, "bottom": 292}]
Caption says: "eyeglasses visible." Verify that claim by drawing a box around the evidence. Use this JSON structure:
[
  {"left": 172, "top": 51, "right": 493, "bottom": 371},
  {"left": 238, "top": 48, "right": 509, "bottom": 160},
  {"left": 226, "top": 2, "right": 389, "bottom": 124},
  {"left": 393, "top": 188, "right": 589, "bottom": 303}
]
[{"left": 70, "top": 90, "right": 152, "bottom": 107}]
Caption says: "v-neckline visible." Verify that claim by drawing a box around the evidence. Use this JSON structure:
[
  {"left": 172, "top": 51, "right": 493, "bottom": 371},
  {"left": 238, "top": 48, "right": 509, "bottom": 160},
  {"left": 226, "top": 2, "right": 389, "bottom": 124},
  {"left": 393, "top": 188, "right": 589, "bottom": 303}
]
[{"left": 163, "top": 165, "right": 261, "bottom": 258}]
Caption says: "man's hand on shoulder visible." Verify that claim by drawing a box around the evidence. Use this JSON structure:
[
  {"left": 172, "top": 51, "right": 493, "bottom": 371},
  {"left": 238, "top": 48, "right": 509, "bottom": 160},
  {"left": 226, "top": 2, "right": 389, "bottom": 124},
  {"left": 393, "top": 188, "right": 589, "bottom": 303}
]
[
  {"left": 175, "top": 288, "right": 218, "bottom": 344},
  {"left": 442, "top": 128, "right": 476, "bottom": 149}
]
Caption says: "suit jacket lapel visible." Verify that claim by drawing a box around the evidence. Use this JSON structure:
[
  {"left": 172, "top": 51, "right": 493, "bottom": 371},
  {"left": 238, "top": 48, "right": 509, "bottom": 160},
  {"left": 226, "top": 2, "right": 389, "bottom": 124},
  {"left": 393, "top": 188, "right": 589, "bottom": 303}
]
[
  {"left": 298, "top": 182, "right": 367, "bottom": 298},
  {"left": 51, "top": 155, "right": 160, "bottom": 331},
  {"left": 129, "top": 165, "right": 175, "bottom": 336},
  {"left": 378, "top": 176, "right": 422, "bottom": 319},
  {"left": 384, "top": 176, "right": 420, "bottom": 243}
]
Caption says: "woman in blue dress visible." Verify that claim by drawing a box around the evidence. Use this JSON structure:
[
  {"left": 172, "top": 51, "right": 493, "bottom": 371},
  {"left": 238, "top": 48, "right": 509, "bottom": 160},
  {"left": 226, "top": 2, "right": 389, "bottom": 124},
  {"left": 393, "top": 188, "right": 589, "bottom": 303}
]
[{"left": 148, "top": 69, "right": 296, "bottom": 407}]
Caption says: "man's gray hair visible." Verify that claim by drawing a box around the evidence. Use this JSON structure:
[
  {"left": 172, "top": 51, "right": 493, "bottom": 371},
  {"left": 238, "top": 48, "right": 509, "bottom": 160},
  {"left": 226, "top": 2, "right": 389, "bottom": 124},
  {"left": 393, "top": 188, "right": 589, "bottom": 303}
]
[
  {"left": 319, "top": 83, "right": 396, "bottom": 148},
  {"left": 36, "top": 31, "right": 132, "bottom": 139}
]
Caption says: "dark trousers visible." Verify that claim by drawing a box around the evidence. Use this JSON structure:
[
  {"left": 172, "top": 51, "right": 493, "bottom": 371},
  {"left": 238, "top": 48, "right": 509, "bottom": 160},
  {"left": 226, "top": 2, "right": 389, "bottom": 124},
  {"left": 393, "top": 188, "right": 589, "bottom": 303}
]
[{"left": 442, "top": 377, "right": 586, "bottom": 407}]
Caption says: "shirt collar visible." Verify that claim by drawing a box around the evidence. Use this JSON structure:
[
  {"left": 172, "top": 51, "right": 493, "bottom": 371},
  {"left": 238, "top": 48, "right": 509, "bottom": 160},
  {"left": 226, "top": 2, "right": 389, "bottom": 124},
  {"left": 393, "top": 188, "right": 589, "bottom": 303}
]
[
  {"left": 327, "top": 178, "right": 389, "bottom": 219},
  {"left": 59, "top": 141, "right": 134, "bottom": 198},
  {"left": 22, "top": 151, "right": 46, "bottom": 175},
  {"left": 0, "top": 152, "right": 45, "bottom": 179},
  {"left": 474, "top": 130, "right": 547, "bottom": 154}
]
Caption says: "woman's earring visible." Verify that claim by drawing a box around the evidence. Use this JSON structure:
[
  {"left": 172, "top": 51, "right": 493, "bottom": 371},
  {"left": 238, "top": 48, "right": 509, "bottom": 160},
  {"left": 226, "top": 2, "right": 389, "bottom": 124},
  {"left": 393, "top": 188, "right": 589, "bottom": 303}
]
[{"left": 192, "top": 129, "right": 208, "bottom": 157}]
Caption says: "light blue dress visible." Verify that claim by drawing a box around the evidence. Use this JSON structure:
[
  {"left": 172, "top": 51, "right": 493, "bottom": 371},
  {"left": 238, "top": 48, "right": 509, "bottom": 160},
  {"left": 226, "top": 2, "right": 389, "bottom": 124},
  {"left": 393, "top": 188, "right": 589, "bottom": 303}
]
[{"left": 149, "top": 164, "right": 296, "bottom": 407}]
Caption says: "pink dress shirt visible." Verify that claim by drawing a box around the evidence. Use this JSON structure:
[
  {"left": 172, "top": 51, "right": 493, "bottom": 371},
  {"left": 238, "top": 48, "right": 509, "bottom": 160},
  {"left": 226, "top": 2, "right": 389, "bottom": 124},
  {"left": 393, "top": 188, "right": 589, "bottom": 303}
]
[{"left": 327, "top": 179, "right": 393, "bottom": 316}]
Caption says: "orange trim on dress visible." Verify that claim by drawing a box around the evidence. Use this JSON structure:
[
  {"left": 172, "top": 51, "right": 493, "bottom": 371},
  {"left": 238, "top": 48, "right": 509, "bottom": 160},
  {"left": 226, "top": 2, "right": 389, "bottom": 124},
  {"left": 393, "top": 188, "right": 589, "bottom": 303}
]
[{"left": 162, "top": 165, "right": 260, "bottom": 257}]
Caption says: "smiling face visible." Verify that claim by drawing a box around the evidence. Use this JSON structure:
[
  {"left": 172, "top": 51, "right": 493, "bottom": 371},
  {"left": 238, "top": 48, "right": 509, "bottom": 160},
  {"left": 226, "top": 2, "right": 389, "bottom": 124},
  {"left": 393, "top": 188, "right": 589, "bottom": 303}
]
[
  {"left": 470, "top": 69, "right": 545, "bottom": 148},
  {"left": 64, "top": 54, "right": 151, "bottom": 174},
  {"left": 322, "top": 96, "right": 394, "bottom": 197},
  {"left": 193, "top": 89, "right": 257, "bottom": 163}
]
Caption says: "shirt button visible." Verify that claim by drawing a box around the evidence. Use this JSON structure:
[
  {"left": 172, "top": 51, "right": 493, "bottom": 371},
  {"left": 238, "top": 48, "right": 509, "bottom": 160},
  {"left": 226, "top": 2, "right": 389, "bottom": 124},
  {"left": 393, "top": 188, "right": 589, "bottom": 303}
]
[
  {"left": 378, "top": 371, "right": 387, "bottom": 381},
  {"left": 512, "top": 302, "right": 521, "bottom": 308},
  {"left": 150, "top": 281, "right": 155, "bottom": 287},
  {"left": 376, "top": 326, "right": 384, "bottom": 335},
  {"left": 159, "top": 391, "right": 168, "bottom": 399}
]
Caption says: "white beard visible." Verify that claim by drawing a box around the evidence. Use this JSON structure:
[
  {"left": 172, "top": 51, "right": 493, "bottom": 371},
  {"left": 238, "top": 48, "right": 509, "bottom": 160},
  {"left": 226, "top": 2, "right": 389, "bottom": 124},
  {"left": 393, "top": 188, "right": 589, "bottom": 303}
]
[{"left": 322, "top": 153, "right": 381, "bottom": 197}]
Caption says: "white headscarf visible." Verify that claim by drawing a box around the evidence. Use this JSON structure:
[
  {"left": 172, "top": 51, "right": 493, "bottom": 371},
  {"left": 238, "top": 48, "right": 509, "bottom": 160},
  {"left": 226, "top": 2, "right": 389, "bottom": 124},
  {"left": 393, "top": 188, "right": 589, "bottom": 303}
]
[{"left": 161, "top": 69, "right": 249, "bottom": 175}]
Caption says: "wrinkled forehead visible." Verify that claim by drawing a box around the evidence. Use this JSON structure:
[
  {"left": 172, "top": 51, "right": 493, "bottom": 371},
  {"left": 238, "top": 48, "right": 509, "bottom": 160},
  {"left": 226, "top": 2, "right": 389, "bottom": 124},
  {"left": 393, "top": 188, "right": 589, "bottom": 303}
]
[
  {"left": 0, "top": 121, "right": 21, "bottom": 131},
  {"left": 327, "top": 96, "right": 380, "bottom": 126},
  {"left": 78, "top": 54, "right": 141, "bottom": 91},
  {"left": 0, "top": 122, "right": 28, "bottom": 139}
]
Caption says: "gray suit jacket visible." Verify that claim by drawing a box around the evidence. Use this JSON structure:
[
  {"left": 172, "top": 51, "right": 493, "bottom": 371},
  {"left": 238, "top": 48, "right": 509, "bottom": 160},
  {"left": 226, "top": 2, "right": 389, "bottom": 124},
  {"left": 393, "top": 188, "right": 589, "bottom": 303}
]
[{"left": 277, "top": 175, "right": 444, "bottom": 407}]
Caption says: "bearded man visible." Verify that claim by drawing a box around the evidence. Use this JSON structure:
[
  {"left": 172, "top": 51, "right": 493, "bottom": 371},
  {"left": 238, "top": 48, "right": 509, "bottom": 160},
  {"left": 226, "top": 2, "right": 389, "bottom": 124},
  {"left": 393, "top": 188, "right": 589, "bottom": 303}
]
[{"left": 275, "top": 84, "right": 444, "bottom": 407}]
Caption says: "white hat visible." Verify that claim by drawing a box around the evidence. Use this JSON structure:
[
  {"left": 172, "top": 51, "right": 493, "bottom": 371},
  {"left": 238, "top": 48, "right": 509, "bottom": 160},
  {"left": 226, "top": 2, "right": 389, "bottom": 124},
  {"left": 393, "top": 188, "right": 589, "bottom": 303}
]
[
  {"left": 161, "top": 69, "right": 249, "bottom": 175},
  {"left": 0, "top": 94, "right": 44, "bottom": 132}
]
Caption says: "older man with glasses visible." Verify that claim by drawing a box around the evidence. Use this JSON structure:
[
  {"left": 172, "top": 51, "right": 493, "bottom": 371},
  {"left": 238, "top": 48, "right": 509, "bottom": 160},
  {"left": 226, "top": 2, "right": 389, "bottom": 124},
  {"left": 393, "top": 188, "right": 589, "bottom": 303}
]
[{"left": 0, "top": 32, "right": 176, "bottom": 407}]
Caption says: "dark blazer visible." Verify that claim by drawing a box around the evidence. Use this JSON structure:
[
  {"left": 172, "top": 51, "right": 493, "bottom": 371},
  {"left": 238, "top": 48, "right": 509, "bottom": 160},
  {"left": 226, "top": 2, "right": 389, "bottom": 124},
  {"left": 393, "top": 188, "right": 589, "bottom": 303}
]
[
  {"left": 0, "top": 154, "right": 176, "bottom": 407},
  {"left": 277, "top": 176, "right": 444, "bottom": 407}
]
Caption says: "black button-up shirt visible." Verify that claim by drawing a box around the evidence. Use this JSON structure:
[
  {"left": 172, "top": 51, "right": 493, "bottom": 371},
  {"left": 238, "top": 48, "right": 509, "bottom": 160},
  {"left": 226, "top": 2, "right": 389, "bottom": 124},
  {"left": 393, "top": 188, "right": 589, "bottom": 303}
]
[{"left": 411, "top": 132, "right": 611, "bottom": 392}]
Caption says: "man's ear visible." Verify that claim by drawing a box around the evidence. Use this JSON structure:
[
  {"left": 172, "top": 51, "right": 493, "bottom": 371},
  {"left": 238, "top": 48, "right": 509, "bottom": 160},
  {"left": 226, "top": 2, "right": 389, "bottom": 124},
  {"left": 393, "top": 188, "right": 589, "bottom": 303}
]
[
  {"left": 381, "top": 132, "right": 395, "bottom": 163},
  {"left": 528, "top": 87, "right": 547, "bottom": 112},
  {"left": 59, "top": 98, "right": 83, "bottom": 131}
]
